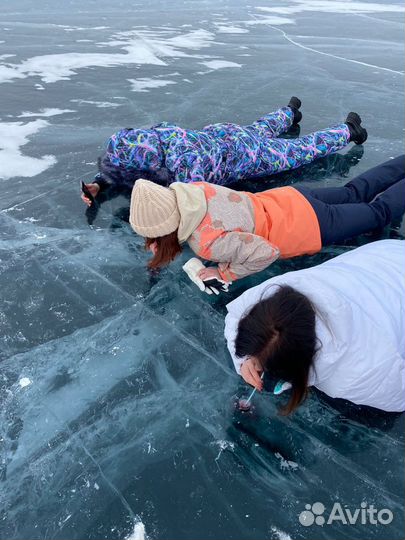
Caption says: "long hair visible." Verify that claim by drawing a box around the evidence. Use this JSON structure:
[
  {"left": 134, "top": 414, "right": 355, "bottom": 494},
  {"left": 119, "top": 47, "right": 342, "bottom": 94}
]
[
  {"left": 235, "top": 285, "right": 318, "bottom": 415},
  {"left": 145, "top": 230, "right": 182, "bottom": 269}
]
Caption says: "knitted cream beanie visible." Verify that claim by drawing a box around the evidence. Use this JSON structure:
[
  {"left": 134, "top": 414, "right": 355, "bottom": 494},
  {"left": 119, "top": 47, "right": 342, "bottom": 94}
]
[{"left": 129, "top": 179, "right": 180, "bottom": 238}]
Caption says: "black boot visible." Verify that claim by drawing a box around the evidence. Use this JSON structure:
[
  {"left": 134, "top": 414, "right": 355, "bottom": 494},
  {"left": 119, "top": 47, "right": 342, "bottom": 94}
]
[
  {"left": 287, "top": 96, "right": 302, "bottom": 124},
  {"left": 346, "top": 112, "right": 368, "bottom": 145}
]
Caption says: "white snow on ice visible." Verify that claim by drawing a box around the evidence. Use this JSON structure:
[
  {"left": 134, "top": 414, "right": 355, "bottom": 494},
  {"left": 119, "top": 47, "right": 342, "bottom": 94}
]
[
  {"left": 70, "top": 99, "right": 122, "bottom": 108},
  {"left": 212, "top": 440, "right": 235, "bottom": 462},
  {"left": 127, "top": 77, "right": 177, "bottom": 92},
  {"left": 270, "top": 527, "right": 292, "bottom": 540},
  {"left": 245, "top": 16, "right": 294, "bottom": 26},
  {"left": 18, "top": 377, "right": 32, "bottom": 388},
  {"left": 275, "top": 452, "right": 299, "bottom": 470},
  {"left": 215, "top": 25, "right": 249, "bottom": 34},
  {"left": 125, "top": 522, "right": 146, "bottom": 540},
  {"left": 0, "top": 29, "right": 216, "bottom": 85},
  {"left": 62, "top": 25, "right": 110, "bottom": 32},
  {"left": 256, "top": 1, "right": 404, "bottom": 16},
  {"left": 17, "top": 108, "right": 76, "bottom": 118},
  {"left": 0, "top": 120, "right": 56, "bottom": 180},
  {"left": 200, "top": 60, "right": 242, "bottom": 70}
]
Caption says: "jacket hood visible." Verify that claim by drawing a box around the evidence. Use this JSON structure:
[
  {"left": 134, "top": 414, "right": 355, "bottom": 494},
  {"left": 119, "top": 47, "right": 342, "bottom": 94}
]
[{"left": 169, "top": 183, "right": 207, "bottom": 243}]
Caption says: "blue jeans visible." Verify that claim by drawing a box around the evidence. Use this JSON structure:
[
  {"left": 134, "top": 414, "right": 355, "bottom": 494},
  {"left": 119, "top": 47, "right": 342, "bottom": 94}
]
[{"left": 296, "top": 155, "right": 405, "bottom": 245}]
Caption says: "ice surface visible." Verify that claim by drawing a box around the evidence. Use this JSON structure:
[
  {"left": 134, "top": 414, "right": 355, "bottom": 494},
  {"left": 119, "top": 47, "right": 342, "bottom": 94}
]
[{"left": 0, "top": 0, "right": 404, "bottom": 539}]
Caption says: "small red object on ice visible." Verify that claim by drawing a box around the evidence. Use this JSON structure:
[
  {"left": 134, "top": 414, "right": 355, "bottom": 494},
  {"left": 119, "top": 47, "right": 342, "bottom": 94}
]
[{"left": 238, "top": 399, "right": 252, "bottom": 412}]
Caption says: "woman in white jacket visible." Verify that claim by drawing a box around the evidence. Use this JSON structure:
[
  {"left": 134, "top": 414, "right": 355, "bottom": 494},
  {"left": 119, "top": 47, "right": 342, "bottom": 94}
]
[{"left": 224, "top": 240, "right": 405, "bottom": 414}]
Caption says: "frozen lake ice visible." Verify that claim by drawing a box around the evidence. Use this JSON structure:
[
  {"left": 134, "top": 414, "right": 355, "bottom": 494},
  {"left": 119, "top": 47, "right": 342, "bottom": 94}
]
[{"left": 0, "top": 0, "right": 404, "bottom": 539}]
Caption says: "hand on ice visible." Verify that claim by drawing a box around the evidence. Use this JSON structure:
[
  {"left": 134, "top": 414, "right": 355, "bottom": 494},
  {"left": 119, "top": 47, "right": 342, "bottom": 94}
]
[
  {"left": 240, "top": 357, "right": 263, "bottom": 391},
  {"left": 182, "top": 258, "right": 231, "bottom": 295},
  {"left": 198, "top": 266, "right": 221, "bottom": 282},
  {"left": 81, "top": 182, "right": 100, "bottom": 206},
  {"left": 198, "top": 266, "right": 231, "bottom": 294}
]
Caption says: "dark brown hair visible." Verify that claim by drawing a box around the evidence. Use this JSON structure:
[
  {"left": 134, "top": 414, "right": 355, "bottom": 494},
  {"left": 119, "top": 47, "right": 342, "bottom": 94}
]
[
  {"left": 235, "top": 285, "right": 318, "bottom": 415},
  {"left": 145, "top": 230, "right": 182, "bottom": 269}
]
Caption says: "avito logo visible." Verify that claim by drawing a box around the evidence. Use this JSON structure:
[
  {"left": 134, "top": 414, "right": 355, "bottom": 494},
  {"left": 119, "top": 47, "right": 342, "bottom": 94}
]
[{"left": 298, "top": 501, "right": 393, "bottom": 527}]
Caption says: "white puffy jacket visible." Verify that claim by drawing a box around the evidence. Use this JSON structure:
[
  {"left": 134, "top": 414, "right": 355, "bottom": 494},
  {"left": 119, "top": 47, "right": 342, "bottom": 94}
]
[{"left": 224, "top": 240, "right": 405, "bottom": 412}]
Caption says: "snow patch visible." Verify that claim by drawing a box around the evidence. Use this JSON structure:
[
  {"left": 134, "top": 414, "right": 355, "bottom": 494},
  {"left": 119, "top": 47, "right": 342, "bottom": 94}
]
[
  {"left": 212, "top": 440, "right": 235, "bottom": 461},
  {"left": 19, "top": 377, "right": 32, "bottom": 388},
  {"left": 126, "top": 522, "right": 146, "bottom": 540},
  {"left": 128, "top": 77, "right": 176, "bottom": 92},
  {"left": 0, "top": 120, "right": 56, "bottom": 180},
  {"left": 71, "top": 99, "right": 121, "bottom": 108},
  {"left": 245, "top": 16, "right": 294, "bottom": 26},
  {"left": 17, "top": 108, "right": 76, "bottom": 118},
  {"left": 200, "top": 60, "right": 242, "bottom": 70},
  {"left": 215, "top": 25, "right": 249, "bottom": 34},
  {"left": 275, "top": 452, "right": 299, "bottom": 470},
  {"left": 256, "top": 1, "right": 404, "bottom": 16},
  {"left": 0, "top": 29, "right": 215, "bottom": 85},
  {"left": 270, "top": 527, "right": 292, "bottom": 540},
  {"left": 63, "top": 25, "right": 110, "bottom": 32}
]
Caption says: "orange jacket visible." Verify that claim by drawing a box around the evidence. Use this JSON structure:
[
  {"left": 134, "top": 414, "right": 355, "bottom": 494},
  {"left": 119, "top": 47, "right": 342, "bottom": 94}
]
[
  {"left": 247, "top": 186, "right": 321, "bottom": 258},
  {"left": 187, "top": 183, "right": 321, "bottom": 281}
]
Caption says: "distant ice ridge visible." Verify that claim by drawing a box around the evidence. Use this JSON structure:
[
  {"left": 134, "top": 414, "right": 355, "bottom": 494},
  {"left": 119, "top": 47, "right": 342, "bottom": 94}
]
[
  {"left": 0, "top": 28, "right": 216, "bottom": 85},
  {"left": 0, "top": 120, "right": 56, "bottom": 180}
]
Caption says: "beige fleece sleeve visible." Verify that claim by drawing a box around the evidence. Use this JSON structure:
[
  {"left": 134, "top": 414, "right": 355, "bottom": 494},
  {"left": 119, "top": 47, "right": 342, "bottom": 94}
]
[{"left": 207, "top": 231, "right": 280, "bottom": 281}]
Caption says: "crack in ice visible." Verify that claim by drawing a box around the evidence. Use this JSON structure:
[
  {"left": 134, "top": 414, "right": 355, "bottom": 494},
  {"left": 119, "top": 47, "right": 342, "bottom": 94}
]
[{"left": 249, "top": 14, "right": 404, "bottom": 76}]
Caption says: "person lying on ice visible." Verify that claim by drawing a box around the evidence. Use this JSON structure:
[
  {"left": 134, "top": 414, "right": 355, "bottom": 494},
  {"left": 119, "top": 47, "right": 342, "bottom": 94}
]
[
  {"left": 224, "top": 239, "right": 405, "bottom": 414},
  {"left": 81, "top": 97, "right": 367, "bottom": 205},
  {"left": 128, "top": 155, "right": 405, "bottom": 293}
]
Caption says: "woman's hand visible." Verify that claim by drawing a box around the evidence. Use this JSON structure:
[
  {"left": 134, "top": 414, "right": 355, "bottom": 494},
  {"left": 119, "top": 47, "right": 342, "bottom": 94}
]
[
  {"left": 81, "top": 183, "right": 100, "bottom": 206},
  {"left": 198, "top": 266, "right": 223, "bottom": 282},
  {"left": 240, "top": 357, "right": 263, "bottom": 391}
]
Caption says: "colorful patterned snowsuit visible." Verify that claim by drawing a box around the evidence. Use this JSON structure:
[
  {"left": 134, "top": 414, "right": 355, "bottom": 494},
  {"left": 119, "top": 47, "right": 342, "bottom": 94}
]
[{"left": 100, "top": 106, "right": 351, "bottom": 186}]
